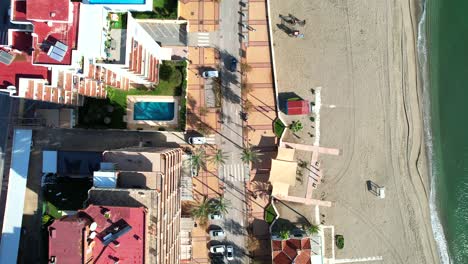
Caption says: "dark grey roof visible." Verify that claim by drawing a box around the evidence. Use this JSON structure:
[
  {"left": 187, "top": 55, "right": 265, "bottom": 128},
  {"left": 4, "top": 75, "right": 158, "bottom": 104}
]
[{"left": 138, "top": 22, "right": 187, "bottom": 46}]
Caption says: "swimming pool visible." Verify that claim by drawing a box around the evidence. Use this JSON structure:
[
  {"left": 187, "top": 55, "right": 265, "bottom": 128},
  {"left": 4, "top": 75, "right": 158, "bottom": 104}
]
[
  {"left": 133, "top": 102, "right": 175, "bottom": 121},
  {"left": 88, "top": 0, "right": 145, "bottom": 4}
]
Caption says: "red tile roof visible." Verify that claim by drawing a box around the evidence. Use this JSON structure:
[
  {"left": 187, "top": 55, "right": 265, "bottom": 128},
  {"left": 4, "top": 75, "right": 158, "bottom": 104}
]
[
  {"left": 294, "top": 250, "right": 312, "bottom": 264},
  {"left": 273, "top": 251, "right": 292, "bottom": 264},
  {"left": 48, "top": 205, "right": 146, "bottom": 264},
  {"left": 26, "top": 0, "right": 69, "bottom": 22},
  {"left": 272, "top": 240, "right": 282, "bottom": 251},
  {"left": 272, "top": 237, "right": 312, "bottom": 264},
  {"left": 283, "top": 240, "right": 299, "bottom": 260}
]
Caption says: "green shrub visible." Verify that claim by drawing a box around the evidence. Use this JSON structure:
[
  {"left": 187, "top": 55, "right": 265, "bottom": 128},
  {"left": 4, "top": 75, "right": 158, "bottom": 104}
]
[
  {"left": 336, "top": 235, "right": 344, "bottom": 249},
  {"left": 305, "top": 224, "right": 320, "bottom": 235},
  {"left": 159, "top": 64, "right": 173, "bottom": 80},
  {"left": 279, "top": 229, "right": 290, "bottom": 240},
  {"left": 179, "top": 80, "right": 187, "bottom": 131},
  {"left": 169, "top": 69, "right": 182, "bottom": 86}
]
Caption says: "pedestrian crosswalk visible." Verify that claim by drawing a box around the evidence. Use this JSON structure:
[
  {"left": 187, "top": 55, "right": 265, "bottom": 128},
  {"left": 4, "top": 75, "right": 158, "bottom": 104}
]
[
  {"left": 196, "top": 32, "right": 210, "bottom": 47},
  {"left": 221, "top": 163, "right": 249, "bottom": 182}
]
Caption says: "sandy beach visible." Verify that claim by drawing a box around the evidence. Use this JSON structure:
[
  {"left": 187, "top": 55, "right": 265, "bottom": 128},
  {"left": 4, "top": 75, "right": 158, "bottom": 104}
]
[{"left": 269, "top": 0, "right": 440, "bottom": 263}]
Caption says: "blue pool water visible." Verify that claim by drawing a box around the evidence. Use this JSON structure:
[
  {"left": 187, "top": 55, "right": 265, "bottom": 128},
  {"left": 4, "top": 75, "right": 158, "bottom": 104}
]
[
  {"left": 134, "top": 102, "right": 175, "bottom": 121},
  {"left": 88, "top": 0, "right": 145, "bottom": 4}
]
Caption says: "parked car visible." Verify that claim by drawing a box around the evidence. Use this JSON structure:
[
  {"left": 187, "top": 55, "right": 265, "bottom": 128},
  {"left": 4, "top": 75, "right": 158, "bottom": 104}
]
[
  {"left": 202, "top": 70, "right": 219, "bottom": 78},
  {"left": 228, "top": 57, "right": 238, "bottom": 72},
  {"left": 210, "top": 245, "right": 226, "bottom": 254},
  {"left": 226, "top": 246, "right": 234, "bottom": 260},
  {"left": 209, "top": 213, "right": 222, "bottom": 220},
  {"left": 188, "top": 137, "right": 206, "bottom": 145},
  {"left": 209, "top": 229, "right": 225, "bottom": 239}
]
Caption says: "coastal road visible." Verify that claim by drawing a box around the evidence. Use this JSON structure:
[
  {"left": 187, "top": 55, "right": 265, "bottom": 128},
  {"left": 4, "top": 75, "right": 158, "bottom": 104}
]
[{"left": 216, "top": 0, "right": 248, "bottom": 263}]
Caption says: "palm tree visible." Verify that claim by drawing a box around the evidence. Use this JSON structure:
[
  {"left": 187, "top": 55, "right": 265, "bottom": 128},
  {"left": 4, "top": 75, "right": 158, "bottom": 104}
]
[
  {"left": 241, "top": 82, "right": 254, "bottom": 96},
  {"left": 240, "top": 62, "right": 252, "bottom": 75},
  {"left": 191, "top": 149, "right": 206, "bottom": 175},
  {"left": 305, "top": 224, "right": 320, "bottom": 235},
  {"left": 241, "top": 146, "right": 258, "bottom": 164},
  {"left": 243, "top": 100, "right": 254, "bottom": 113},
  {"left": 289, "top": 120, "right": 303, "bottom": 133},
  {"left": 191, "top": 196, "right": 211, "bottom": 225},
  {"left": 209, "top": 197, "right": 230, "bottom": 215},
  {"left": 210, "top": 149, "right": 228, "bottom": 166}
]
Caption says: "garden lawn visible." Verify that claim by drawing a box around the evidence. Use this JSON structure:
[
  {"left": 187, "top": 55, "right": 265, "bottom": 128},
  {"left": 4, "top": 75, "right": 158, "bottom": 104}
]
[
  {"left": 107, "top": 61, "right": 186, "bottom": 109},
  {"left": 154, "top": 0, "right": 165, "bottom": 8}
]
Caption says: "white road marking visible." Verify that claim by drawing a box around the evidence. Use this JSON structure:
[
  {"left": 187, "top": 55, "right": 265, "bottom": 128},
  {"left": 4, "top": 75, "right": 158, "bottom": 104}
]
[{"left": 222, "top": 164, "right": 246, "bottom": 181}]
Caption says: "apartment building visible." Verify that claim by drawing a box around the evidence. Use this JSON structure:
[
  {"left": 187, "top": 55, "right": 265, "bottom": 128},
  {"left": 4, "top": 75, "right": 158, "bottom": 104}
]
[
  {"left": 88, "top": 147, "right": 183, "bottom": 263},
  {"left": 0, "top": 0, "right": 185, "bottom": 105}
]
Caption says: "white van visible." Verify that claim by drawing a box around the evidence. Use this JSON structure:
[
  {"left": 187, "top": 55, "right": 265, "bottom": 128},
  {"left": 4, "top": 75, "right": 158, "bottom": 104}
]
[{"left": 188, "top": 137, "right": 206, "bottom": 145}]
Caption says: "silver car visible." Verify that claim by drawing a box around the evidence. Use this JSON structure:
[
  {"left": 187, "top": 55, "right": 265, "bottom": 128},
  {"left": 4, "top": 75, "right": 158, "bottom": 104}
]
[
  {"left": 210, "top": 245, "right": 226, "bottom": 254},
  {"left": 226, "top": 245, "right": 234, "bottom": 260},
  {"left": 209, "top": 229, "right": 225, "bottom": 239},
  {"left": 202, "top": 70, "right": 219, "bottom": 78},
  {"left": 209, "top": 213, "right": 222, "bottom": 220}
]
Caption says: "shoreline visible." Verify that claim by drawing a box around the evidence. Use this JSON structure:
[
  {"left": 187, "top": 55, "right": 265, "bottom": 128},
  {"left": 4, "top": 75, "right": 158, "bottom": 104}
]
[
  {"left": 269, "top": 0, "right": 441, "bottom": 262},
  {"left": 416, "top": 0, "right": 451, "bottom": 262}
]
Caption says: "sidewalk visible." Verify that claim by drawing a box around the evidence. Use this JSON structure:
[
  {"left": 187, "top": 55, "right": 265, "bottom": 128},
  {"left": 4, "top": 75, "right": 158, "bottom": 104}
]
[{"left": 241, "top": 0, "right": 278, "bottom": 261}]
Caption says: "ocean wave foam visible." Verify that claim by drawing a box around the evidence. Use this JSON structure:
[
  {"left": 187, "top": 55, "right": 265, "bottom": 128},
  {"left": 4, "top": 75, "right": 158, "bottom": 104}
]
[{"left": 418, "top": 0, "right": 452, "bottom": 263}]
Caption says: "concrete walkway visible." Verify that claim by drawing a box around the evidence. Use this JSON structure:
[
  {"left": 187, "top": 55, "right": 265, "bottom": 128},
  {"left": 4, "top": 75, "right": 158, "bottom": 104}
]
[{"left": 274, "top": 194, "right": 332, "bottom": 207}]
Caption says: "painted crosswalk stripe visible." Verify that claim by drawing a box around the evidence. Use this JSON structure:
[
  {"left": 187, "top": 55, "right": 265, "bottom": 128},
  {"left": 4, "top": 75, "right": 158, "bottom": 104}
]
[{"left": 222, "top": 164, "right": 247, "bottom": 182}]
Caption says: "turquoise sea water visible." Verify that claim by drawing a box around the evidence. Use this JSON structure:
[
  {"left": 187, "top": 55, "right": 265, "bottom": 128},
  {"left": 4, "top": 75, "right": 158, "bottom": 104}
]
[{"left": 427, "top": 0, "right": 468, "bottom": 262}]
